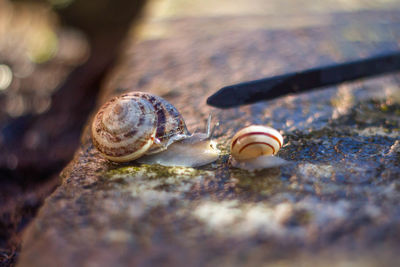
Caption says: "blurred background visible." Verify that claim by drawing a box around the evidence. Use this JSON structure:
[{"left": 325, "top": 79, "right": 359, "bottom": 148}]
[
  {"left": 0, "top": 0, "right": 399, "bottom": 266},
  {"left": 0, "top": 0, "right": 146, "bottom": 265}
]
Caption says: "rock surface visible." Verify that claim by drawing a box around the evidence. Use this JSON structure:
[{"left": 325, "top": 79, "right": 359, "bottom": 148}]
[{"left": 18, "top": 1, "right": 400, "bottom": 266}]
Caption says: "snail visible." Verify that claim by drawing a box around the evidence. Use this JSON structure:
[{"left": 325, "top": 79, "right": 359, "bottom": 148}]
[
  {"left": 91, "top": 91, "right": 219, "bottom": 167},
  {"left": 230, "top": 125, "right": 288, "bottom": 171}
]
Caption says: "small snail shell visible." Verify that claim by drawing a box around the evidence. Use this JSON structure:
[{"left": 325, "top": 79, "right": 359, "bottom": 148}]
[
  {"left": 91, "top": 91, "right": 219, "bottom": 167},
  {"left": 92, "top": 92, "right": 189, "bottom": 162},
  {"left": 230, "top": 125, "right": 287, "bottom": 171},
  {"left": 231, "top": 125, "right": 283, "bottom": 160}
]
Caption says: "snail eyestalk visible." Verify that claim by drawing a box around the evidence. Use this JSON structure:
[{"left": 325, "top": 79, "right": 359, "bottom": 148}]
[
  {"left": 205, "top": 113, "right": 219, "bottom": 140},
  {"left": 206, "top": 113, "right": 212, "bottom": 138}
]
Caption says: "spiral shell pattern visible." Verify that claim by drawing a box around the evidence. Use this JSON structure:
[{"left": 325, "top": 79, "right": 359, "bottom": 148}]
[
  {"left": 230, "top": 125, "right": 283, "bottom": 161},
  {"left": 91, "top": 92, "right": 189, "bottom": 162},
  {"left": 137, "top": 92, "right": 189, "bottom": 154}
]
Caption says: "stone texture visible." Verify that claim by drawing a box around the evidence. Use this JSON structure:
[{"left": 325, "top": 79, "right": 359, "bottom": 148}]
[{"left": 17, "top": 1, "right": 400, "bottom": 266}]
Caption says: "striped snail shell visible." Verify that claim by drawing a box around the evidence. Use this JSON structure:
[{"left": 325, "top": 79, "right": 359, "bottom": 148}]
[
  {"left": 231, "top": 125, "right": 283, "bottom": 160},
  {"left": 91, "top": 92, "right": 190, "bottom": 163},
  {"left": 230, "top": 125, "right": 286, "bottom": 171}
]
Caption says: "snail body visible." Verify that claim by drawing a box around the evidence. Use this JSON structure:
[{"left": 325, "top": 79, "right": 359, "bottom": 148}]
[
  {"left": 91, "top": 92, "right": 219, "bottom": 167},
  {"left": 137, "top": 132, "right": 219, "bottom": 167},
  {"left": 230, "top": 125, "right": 287, "bottom": 171}
]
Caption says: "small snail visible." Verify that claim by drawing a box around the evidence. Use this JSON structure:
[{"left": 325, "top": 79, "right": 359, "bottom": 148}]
[
  {"left": 91, "top": 91, "right": 219, "bottom": 167},
  {"left": 230, "top": 125, "right": 287, "bottom": 171}
]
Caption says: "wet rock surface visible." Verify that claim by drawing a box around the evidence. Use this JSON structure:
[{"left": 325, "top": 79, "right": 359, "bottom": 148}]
[{"left": 17, "top": 3, "right": 400, "bottom": 266}]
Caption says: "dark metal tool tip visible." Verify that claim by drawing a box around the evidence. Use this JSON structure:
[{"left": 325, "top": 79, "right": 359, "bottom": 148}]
[
  {"left": 207, "top": 51, "right": 400, "bottom": 108},
  {"left": 206, "top": 86, "right": 236, "bottom": 108}
]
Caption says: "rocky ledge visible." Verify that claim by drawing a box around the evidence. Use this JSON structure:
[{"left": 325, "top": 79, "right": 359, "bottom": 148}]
[{"left": 17, "top": 5, "right": 400, "bottom": 267}]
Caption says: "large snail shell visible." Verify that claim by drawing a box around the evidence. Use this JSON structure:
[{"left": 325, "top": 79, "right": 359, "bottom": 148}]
[
  {"left": 230, "top": 125, "right": 283, "bottom": 161},
  {"left": 91, "top": 92, "right": 189, "bottom": 162}
]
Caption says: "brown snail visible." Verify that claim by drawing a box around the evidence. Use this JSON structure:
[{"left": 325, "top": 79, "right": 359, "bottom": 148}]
[
  {"left": 91, "top": 92, "right": 219, "bottom": 167},
  {"left": 230, "top": 125, "right": 287, "bottom": 170}
]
